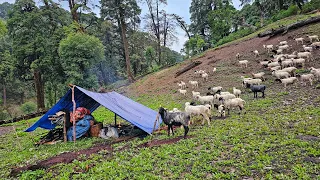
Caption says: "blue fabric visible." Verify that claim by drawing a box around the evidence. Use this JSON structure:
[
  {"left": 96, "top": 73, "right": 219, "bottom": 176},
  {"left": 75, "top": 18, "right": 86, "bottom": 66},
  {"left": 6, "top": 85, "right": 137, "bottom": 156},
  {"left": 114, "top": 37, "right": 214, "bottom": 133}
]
[
  {"left": 25, "top": 86, "right": 162, "bottom": 134},
  {"left": 67, "top": 115, "right": 92, "bottom": 141}
]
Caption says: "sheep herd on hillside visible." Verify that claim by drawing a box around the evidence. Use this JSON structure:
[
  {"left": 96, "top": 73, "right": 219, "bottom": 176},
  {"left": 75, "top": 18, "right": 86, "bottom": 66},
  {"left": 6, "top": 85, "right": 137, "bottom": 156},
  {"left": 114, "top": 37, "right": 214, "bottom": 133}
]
[{"left": 159, "top": 34, "right": 320, "bottom": 138}]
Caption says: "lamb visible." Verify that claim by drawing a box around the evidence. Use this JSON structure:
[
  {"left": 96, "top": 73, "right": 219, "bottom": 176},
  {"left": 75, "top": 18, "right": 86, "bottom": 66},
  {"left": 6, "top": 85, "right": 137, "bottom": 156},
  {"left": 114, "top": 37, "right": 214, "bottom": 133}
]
[
  {"left": 263, "top": 44, "right": 274, "bottom": 53},
  {"left": 178, "top": 89, "right": 187, "bottom": 96},
  {"left": 192, "top": 91, "right": 200, "bottom": 99},
  {"left": 219, "top": 98, "right": 246, "bottom": 115},
  {"left": 279, "top": 67, "right": 297, "bottom": 76},
  {"left": 249, "top": 85, "right": 266, "bottom": 98},
  {"left": 202, "top": 72, "right": 209, "bottom": 81},
  {"left": 272, "top": 70, "right": 290, "bottom": 79},
  {"left": 189, "top": 80, "right": 198, "bottom": 89},
  {"left": 214, "top": 93, "right": 236, "bottom": 102},
  {"left": 217, "top": 105, "right": 226, "bottom": 117},
  {"left": 297, "top": 52, "right": 313, "bottom": 62},
  {"left": 208, "top": 86, "right": 223, "bottom": 94},
  {"left": 158, "top": 107, "right": 190, "bottom": 138},
  {"left": 253, "top": 50, "right": 260, "bottom": 57},
  {"left": 309, "top": 67, "right": 320, "bottom": 81},
  {"left": 233, "top": 87, "right": 241, "bottom": 98},
  {"left": 251, "top": 72, "right": 265, "bottom": 81},
  {"left": 279, "top": 41, "right": 288, "bottom": 45},
  {"left": 195, "top": 95, "right": 214, "bottom": 105},
  {"left": 302, "top": 45, "right": 313, "bottom": 52},
  {"left": 239, "top": 60, "right": 248, "bottom": 68},
  {"left": 311, "top": 42, "right": 320, "bottom": 48},
  {"left": 185, "top": 102, "right": 211, "bottom": 125},
  {"left": 278, "top": 77, "right": 297, "bottom": 87},
  {"left": 280, "top": 59, "right": 293, "bottom": 68},
  {"left": 212, "top": 67, "right": 217, "bottom": 73},
  {"left": 307, "top": 35, "right": 319, "bottom": 42},
  {"left": 236, "top": 53, "right": 241, "bottom": 60},
  {"left": 295, "top": 37, "right": 304, "bottom": 44},
  {"left": 177, "top": 82, "right": 186, "bottom": 89},
  {"left": 297, "top": 74, "right": 314, "bottom": 86}
]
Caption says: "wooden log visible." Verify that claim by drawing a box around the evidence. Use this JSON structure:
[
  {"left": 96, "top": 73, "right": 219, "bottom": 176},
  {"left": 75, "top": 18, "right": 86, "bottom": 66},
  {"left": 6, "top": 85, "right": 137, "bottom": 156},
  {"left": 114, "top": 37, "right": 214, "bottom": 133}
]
[
  {"left": 258, "top": 15, "right": 320, "bottom": 38},
  {"left": 175, "top": 61, "right": 202, "bottom": 78}
]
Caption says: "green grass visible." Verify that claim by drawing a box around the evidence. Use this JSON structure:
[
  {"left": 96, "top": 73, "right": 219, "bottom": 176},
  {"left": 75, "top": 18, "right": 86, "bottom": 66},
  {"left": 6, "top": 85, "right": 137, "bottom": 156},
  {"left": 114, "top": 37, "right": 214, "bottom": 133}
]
[{"left": 0, "top": 91, "right": 319, "bottom": 179}]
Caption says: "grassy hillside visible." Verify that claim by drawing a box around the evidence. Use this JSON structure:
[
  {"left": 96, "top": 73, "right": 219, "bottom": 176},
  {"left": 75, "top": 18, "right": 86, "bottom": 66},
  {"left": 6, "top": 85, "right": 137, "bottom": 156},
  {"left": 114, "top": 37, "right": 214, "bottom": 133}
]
[{"left": 1, "top": 15, "right": 320, "bottom": 179}]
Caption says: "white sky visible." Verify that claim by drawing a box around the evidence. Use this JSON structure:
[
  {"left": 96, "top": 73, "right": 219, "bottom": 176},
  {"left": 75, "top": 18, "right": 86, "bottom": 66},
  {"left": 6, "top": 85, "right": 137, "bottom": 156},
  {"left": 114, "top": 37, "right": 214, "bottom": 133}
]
[{"left": 0, "top": 0, "right": 242, "bottom": 52}]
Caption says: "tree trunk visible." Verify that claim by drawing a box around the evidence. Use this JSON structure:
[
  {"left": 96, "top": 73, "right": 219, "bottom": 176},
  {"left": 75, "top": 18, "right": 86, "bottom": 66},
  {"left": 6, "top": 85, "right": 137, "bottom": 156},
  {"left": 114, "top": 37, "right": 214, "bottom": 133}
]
[
  {"left": 3, "top": 83, "right": 6, "bottom": 107},
  {"left": 119, "top": 9, "right": 135, "bottom": 83},
  {"left": 34, "top": 71, "right": 45, "bottom": 110},
  {"left": 278, "top": 0, "right": 284, "bottom": 10},
  {"left": 156, "top": 0, "right": 161, "bottom": 65}
]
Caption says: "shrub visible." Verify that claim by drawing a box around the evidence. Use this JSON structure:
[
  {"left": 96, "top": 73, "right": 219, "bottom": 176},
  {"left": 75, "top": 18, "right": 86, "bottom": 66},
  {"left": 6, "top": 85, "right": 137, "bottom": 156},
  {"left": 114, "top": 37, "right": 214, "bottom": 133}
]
[
  {"left": 20, "top": 101, "right": 37, "bottom": 114},
  {"left": 302, "top": 0, "right": 320, "bottom": 13},
  {"left": 0, "top": 109, "right": 9, "bottom": 121},
  {"left": 271, "top": 5, "right": 299, "bottom": 22},
  {"left": 215, "top": 28, "right": 254, "bottom": 47}
]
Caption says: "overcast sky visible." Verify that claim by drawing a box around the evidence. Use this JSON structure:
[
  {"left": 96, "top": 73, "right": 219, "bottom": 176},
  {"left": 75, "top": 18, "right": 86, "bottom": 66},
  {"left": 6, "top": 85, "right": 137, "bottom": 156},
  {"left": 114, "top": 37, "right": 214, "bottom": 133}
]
[{"left": 0, "top": 0, "right": 242, "bottom": 52}]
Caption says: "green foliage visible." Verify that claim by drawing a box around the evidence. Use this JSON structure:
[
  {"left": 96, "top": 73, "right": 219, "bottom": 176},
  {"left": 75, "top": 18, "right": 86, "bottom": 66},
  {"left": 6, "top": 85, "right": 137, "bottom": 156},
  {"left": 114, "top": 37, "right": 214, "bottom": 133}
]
[
  {"left": 58, "top": 33, "right": 105, "bottom": 88},
  {"left": 0, "top": 19, "right": 7, "bottom": 37},
  {"left": 20, "top": 101, "right": 36, "bottom": 114},
  {"left": 215, "top": 28, "right": 254, "bottom": 47},
  {"left": 271, "top": 5, "right": 299, "bottom": 22},
  {"left": 301, "top": 0, "right": 320, "bottom": 13},
  {"left": 0, "top": 109, "right": 9, "bottom": 121},
  {"left": 0, "top": 2, "right": 13, "bottom": 19}
]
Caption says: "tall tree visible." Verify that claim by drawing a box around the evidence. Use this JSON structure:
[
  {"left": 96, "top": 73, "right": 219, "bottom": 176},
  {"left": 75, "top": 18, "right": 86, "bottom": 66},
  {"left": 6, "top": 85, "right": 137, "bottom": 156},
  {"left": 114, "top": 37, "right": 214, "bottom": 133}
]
[
  {"left": 172, "top": 14, "right": 191, "bottom": 39},
  {"left": 0, "top": 2, "right": 14, "bottom": 19},
  {"left": 100, "top": 0, "right": 141, "bottom": 82}
]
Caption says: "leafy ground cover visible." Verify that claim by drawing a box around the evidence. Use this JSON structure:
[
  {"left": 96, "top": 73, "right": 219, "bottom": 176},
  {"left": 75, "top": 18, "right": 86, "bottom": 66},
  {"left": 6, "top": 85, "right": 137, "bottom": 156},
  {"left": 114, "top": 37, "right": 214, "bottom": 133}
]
[{"left": 1, "top": 15, "right": 320, "bottom": 179}]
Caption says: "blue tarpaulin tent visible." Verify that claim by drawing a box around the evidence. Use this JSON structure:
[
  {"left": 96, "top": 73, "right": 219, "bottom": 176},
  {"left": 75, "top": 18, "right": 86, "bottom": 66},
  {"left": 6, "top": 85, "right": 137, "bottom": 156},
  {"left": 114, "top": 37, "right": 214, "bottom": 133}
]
[{"left": 25, "top": 86, "right": 162, "bottom": 134}]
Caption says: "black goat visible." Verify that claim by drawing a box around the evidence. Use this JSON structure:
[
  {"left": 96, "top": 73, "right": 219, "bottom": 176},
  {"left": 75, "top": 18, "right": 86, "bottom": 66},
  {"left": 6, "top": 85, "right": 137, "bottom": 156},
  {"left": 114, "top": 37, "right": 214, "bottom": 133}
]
[
  {"left": 158, "top": 107, "right": 190, "bottom": 138},
  {"left": 250, "top": 85, "right": 266, "bottom": 98}
]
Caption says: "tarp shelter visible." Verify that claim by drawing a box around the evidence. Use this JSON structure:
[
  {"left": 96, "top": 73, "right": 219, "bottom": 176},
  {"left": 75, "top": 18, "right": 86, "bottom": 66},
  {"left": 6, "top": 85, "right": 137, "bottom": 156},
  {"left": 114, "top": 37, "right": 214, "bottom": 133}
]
[{"left": 25, "top": 86, "right": 162, "bottom": 134}]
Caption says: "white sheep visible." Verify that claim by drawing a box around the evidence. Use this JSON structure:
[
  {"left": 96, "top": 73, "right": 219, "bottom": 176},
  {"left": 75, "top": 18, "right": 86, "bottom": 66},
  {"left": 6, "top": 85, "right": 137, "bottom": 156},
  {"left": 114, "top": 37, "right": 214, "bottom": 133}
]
[
  {"left": 243, "top": 78, "right": 262, "bottom": 88},
  {"left": 279, "top": 67, "right": 297, "bottom": 76},
  {"left": 292, "top": 58, "right": 305, "bottom": 67},
  {"left": 233, "top": 87, "right": 241, "bottom": 98},
  {"left": 297, "top": 74, "right": 314, "bottom": 86},
  {"left": 285, "top": 54, "right": 297, "bottom": 59},
  {"left": 311, "top": 42, "right": 320, "bottom": 48},
  {"left": 263, "top": 44, "right": 274, "bottom": 53},
  {"left": 189, "top": 80, "right": 198, "bottom": 89},
  {"left": 202, "top": 72, "right": 209, "bottom": 81},
  {"left": 251, "top": 72, "right": 265, "bottom": 81},
  {"left": 269, "top": 66, "right": 282, "bottom": 71},
  {"left": 267, "top": 61, "right": 280, "bottom": 68},
  {"left": 302, "top": 45, "right": 313, "bottom": 52},
  {"left": 236, "top": 53, "right": 241, "bottom": 60},
  {"left": 295, "top": 37, "right": 304, "bottom": 45},
  {"left": 169, "top": 108, "right": 181, "bottom": 113},
  {"left": 177, "top": 81, "right": 186, "bottom": 89},
  {"left": 220, "top": 91, "right": 231, "bottom": 95},
  {"left": 278, "top": 44, "right": 290, "bottom": 52},
  {"left": 178, "top": 89, "right": 187, "bottom": 96},
  {"left": 214, "top": 93, "right": 236, "bottom": 102},
  {"left": 307, "top": 35, "right": 319, "bottom": 42},
  {"left": 185, "top": 102, "right": 211, "bottom": 125},
  {"left": 279, "top": 77, "right": 298, "bottom": 87},
  {"left": 212, "top": 67, "right": 217, "bottom": 73},
  {"left": 309, "top": 67, "right": 320, "bottom": 81},
  {"left": 208, "top": 86, "right": 223, "bottom": 94},
  {"left": 239, "top": 60, "right": 248, "bottom": 68},
  {"left": 260, "top": 61, "right": 269, "bottom": 67},
  {"left": 280, "top": 59, "right": 293, "bottom": 68},
  {"left": 272, "top": 70, "right": 290, "bottom": 79},
  {"left": 253, "top": 50, "right": 259, "bottom": 57},
  {"left": 279, "top": 41, "right": 288, "bottom": 45},
  {"left": 220, "top": 98, "right": 246, "bottom": 115},
  {"left": 195, "top": 95, "right": 214, "bottom": 105},
  {"left": 217, "top": 104, "right": 226, "bottom": 117},
  {"left": 297, "top": 52, "right": 313, "bottom": 62},
  {"left": 191, "top": 91, "right": 200, "bottom": 99}
]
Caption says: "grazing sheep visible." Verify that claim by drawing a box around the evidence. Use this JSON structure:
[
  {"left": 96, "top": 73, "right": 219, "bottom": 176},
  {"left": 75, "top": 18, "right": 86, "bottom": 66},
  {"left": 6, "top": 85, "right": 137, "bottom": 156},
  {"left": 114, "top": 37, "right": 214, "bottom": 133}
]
[
  {"left": 208, "top": 86, "right": 223, "bottom": 94},
  {"left": 202, "top": 72, "right": 209, "bottom": 81},
  {"left": 177, "top": 82, "right": 186, "bottom": 90},
  {"left": 297, "top": 52, "right": 313, "bottom": 62},
  {"left": 178, "top": 89, "right": 187, "bottom": 96},
  {"left": 272, "top": 49, "right": 283, "bottom": 55},
  {"left": 292, "top": 58, "right": 305, "bottom": 67},
  {"left": 280, "top": 59, "right": 293, "bottom": 68},
  {"left": 212, "top": 67, "right": 217, "bottom": 73},
  {"left": 185, "top": 102, "right": 211, "bottom": 125},
  {"left": 260, "top": 61, "right": 269, "bottom": 68},
  {"left": 277, "top": 77, "right": 298, "bottom": 87},
  {"left": 249, "top": 85, "right": 266, "bottom": 98},
  {"left": 297, "top": 74, "right": 314, "bottom": 86},
  {"left": 302, "top": 45, "right": 313, "bottom": 52},
  {"left": 285, "top": 54, "right": 297, "bottom": 59},
  {"left": 253, "top": 50, "right": 260, "bottom": 57},
  {"left": 189, "top": 80, "right": 198, "bottom": 89},
  {"left": 279, "top": 67, "right": 297, "bottom": 76},
  {"left": 263, "top": 44, "right": 274, "bottom": 53},
  {"left": 311, "top": 42, "right": 320, "bottom": 48},
  {"left": 219, "top": 98, "right": 246, "bottom": 115},
  {"left": 307, "top": 35, "right": 319, "bottom": 42},
  {"left": 243, "top": 79, "right": 262, "bottom": 88},
  {"left": 158, "top": 107, "right": 190, "bottom": 138},
  {"left": 195, "top": 95, "right": 214, "bottom": 105},
  {"left": 272, "top": 70, "right": 290, "bottom": 79},
  {"left": 180, "top": 81, "right": 186, "bottom": 89},
  {"left": 278, "top": 44, "right": 290, "bottom": 52},
  {"left": 233, "top": 87, "right": 241, "bottom": 98},
  {"left": 192, "top": 91, "right": 200, "bottom": 100},
  {"left": 269, "top": 66, "right": 282, "bottom": 71},
  {"left": 295, "top": 37, "right": 304, "bottom": 45},
  {"left": 251, "top": 72, "right": 265, "bottom": 81},
  {"left": 279, "top": 41, "right": 288, "bottom": 45},
  {"left": 309, "top": 67, "right": 320, "bottom": 81},
  {"left": 239, "top": 60, "right": 248, "bottom": 68},
  {"left": 214, "top": 93, "right": 236, "bottom": 102},
  {"left": 268, "top": 61, "right": 280, "bottom": 68}
]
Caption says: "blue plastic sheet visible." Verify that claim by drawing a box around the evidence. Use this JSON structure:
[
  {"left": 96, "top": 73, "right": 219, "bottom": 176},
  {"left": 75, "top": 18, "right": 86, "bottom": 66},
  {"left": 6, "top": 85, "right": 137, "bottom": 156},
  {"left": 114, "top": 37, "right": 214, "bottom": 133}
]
[{"left": 25, "top": 86, "right": 162, "bottom": 134}]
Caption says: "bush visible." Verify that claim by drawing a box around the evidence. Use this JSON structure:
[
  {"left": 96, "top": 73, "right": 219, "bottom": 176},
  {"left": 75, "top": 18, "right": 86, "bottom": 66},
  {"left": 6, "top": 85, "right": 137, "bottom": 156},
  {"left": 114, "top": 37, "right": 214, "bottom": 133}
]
[
  {"left": 215, "top": 28, "right": 254, "bottom": 47},
  {"left": 302, "top": 0, "right": 320, "bottom": 13},
  {"left": 0, "top": 109, "right": 9, "bottom": 121},
  {"left": 272, "top": 5, "right": 299, "bottom": 22},
  {"left": 20, "top": 101, "right": 37, "bottom": 114}
]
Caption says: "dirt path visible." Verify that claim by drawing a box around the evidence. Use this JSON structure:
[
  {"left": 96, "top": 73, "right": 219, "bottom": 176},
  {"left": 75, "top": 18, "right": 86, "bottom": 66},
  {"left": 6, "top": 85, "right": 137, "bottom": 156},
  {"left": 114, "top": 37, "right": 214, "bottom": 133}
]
[{"left": 0, "top": 126, "right": 13, "bottom": 136}]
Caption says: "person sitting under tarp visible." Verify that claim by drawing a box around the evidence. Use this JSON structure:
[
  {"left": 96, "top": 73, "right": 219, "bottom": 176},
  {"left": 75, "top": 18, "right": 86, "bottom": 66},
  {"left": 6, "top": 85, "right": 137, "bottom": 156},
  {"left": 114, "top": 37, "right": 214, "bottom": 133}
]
[{"left": 67, "top": 107, "right": 94, "bottom": 141}]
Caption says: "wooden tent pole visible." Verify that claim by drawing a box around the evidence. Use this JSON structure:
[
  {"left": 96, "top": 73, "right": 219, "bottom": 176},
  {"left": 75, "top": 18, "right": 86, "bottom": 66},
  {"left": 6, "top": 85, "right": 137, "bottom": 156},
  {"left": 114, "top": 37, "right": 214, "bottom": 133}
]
[
  {"left": 63, "top": 113, "right": 67, "bottom": 142},
  {"left": 70, "top": 84, "right": 76, "bottom": 143},
  {"left": 114, "top": 113, "right": 117, "bottom": 126},
  {"left": 152, "top": 112, "right": 160, "bottom": 134}
]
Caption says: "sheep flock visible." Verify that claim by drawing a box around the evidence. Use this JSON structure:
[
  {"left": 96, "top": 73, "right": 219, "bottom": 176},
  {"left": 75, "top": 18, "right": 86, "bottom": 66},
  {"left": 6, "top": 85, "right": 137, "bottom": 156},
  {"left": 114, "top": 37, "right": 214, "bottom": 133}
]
[{"left": 160, "top": 33, "right": 320, "bottom": 138}]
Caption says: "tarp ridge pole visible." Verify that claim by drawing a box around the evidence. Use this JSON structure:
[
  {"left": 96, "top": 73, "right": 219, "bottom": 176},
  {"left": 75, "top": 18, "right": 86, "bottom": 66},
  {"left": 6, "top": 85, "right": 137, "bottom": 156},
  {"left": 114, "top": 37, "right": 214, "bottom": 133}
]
[{"left": 70, "top": 84, "right": 76, "bottom": 143}]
